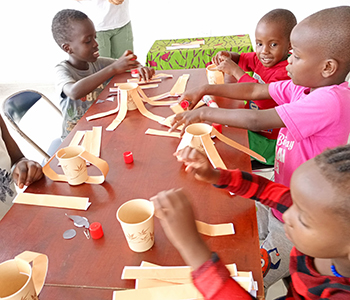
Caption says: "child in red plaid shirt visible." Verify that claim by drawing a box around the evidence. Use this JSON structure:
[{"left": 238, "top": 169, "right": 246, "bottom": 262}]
[{"left": 152, "top": 144, "right": 350, "bottom": 299}]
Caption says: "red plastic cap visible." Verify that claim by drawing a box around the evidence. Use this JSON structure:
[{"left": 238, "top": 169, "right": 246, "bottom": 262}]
[
  {"left": 180, "top": 101, "right": 189, "bottom": 109},
  {"left": 212, "top": 123, "right": 222, "bottom": 133},
  {"left": 131, "top": 69, "right": 139, "bottom": 74},
  {"left": 89, "top": 222, "right": 104, "bottom": 239},
  {"left": 123, "top": 151, "right": 134, "bottom": 164}
]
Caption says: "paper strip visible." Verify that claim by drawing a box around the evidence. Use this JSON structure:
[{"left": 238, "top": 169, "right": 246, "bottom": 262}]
[
  {"left": 69, "top": 131, "right": 85, "bottom": 146},
  {"left": 158, "top": 115, "right": 183, "bottom": 131},
  {"left": 86, "top": 100, "right": 119, "bottom": 121},
  {"left": 212, "top": 128, "right": 266, "bottom": 163},
  {"left": 153, "top": 73, "right": 173, "bottom": 79},
  {"left": 82, "top": 130, "right": 93, "bottom": 153},
  {"left": 195, "top": 220, "right": 235, "bottom": 236},
  {"left": 145, "top": 129, "right": 181, "bottom": 138},
  {"left": 129, "top": 89, "right": 165, "bottom": 122},
  {"left": 137, "top": 87, "right": 178, "bottom": 106},
  {"left": 90, "top": 126, "right": 102, "bottom": 157},
  {"left": 170, "top": 74, "right": 190, "bottom": 96},
  {"left": 139, "top": 84, "right": 159, "bottom": 89},
  {"left": 200, "top": 133, "right": 227, "bottom": 169},
  {"left": 13, "top": 193, "right": 91, "bottom": 210},
  {"left": 126, "top": 79, "right": 162, "bottom": 84},
  {"left": 113, "top": 283, "right": 202, "bottom": 300},
  {"left": 122, "top": 266, "right": 192, "bottom": 280},
  {"left": 170, "top": 103, "right": 184, "bottom": 114},
  {"left": 106, "top": 89, "right": 128, "bottom": 131}
]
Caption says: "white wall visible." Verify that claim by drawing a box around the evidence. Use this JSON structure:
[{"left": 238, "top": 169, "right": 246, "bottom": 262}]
[{"left": 0, "top": 0, "right": 349, "bottom": 84}]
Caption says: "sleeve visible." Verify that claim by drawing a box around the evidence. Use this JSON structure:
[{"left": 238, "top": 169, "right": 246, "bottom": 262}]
[
  {"left": 214, "top": 169, "right": 292, "bottom": 213},
  {"left": 192, "top": 253, "right": 256, "bottom": 300},
  {"left": 238, "top": 73, "right": 258, "bottom": 83},
  {"left": 54, "top": 63, "right": 76, "bottom": 98}
]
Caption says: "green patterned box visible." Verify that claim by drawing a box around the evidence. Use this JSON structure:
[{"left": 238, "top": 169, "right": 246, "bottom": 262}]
[{"left": 146, "top": 34, "right": 253, "bottom": 70}]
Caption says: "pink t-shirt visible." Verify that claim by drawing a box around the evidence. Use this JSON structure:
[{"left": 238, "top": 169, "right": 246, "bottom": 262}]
[{"left": 269, "top": 80, "right": 350, "bottom": 220}]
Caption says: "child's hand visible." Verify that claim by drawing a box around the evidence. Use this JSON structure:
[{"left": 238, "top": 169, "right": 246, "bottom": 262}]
[
  {"left": 150, "top": 188, "right": 211, "bottom": 269},
  {"left": 113, "top": 50, "right": 140, "bottom": 73},
  {"left": 212, "top": 51, "right": 231, "bottom": 66},
  {"left": 174, "top": 147, "right": 221, "bottom": 184},
  {"left": 217, "top": 59, "right": 245, "bottom": 80},
  {"left": 169, "top": 107, "right": 207, "bottom": 135},
  {"left": 12, "top": 158, "right": 43, "bottom": 189},
  {"left": 138, "top": 66, "right": 155, "bottom": 82},
  {"left": 177, "top": 87, "right": 206, "bottom": 111}
]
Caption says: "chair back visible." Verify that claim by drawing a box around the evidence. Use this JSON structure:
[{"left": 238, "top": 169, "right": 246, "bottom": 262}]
[{"left": 2, "top": 89, "right": 62, "bottom": 162}]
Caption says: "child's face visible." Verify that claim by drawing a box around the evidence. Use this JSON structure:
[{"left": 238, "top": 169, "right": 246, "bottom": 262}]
[
  {"left": 283, "top": 158, "right": 348, "bottom": 259},
  {"left": 254, "top": 21, "right": 291, "bottom": 68},
  {"left": 286, "top": 23, "right": 325, "bottom": 88},
  {"left": 66, "top": 18, "right": 99, "bottom": 64}
]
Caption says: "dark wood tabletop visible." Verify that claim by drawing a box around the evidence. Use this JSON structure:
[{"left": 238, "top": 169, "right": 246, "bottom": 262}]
[{"left": 0, "top": 69, "right": 263, "bottom": 299}]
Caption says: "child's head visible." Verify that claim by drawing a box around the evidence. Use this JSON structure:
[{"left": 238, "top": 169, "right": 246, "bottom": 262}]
[
  {"left": 52, "top": 9, "right": 99, "bottom": 64},
  {"left": 283, "top": 144, "right": 350, "bottom": 260},
  {"left": 255, "top": 9, "right": 297, "bottom": 68},
  {"left": 287, "top": 6, "right": 350, "bottom": 88}
]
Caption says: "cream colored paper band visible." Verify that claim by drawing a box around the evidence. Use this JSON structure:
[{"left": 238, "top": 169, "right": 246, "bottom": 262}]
[
  {"left": 137, "top": 87, "right": 178, "bottom": 106},
  {"left": 13, "top": 193, "right": 91, "bottom": 210},
  {"left": 170, "top": 74, "right": 190, "bottom": 95},
  {"left": 113, "top": 283, "right": 202, "bottom": 300},
  {"left": 86, "top": 106, "right": 119, "bottom": 121},
  {"left": 15, "top": 251, "right": 48, "bottom": 295},
  {"left": 195, "top": 220, "right": 235, "bottom": 236},
  {"left": 69, "top": 131, "right": 85, "bottom": 146},
  {"left": 145, "top": 129, "right": 181, "bottom": 138},
  {"left": 125, "top": 78, "right": 162, "bottom": 85},
  {"left": 122, "top": 266, "right": 192, "bottom": 280},
  {"left": 200, "top": 133, "right": 227, "bottom": 169},
  {"left": 106, "top": 89, "right": 128, "bottom": 131},
  {"left": 212, "top": 127, "right": 266, "bottom": 162}
]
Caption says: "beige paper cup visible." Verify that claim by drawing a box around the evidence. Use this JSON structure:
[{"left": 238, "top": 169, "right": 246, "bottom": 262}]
[
  {"left": 176, "top": 123, "right": 213, "bottom": 154},
  {"left": 117, "top": 199, "right": 155, "bottom": 252},
  {"left": 56, "top": 146, "right": 89, "bottom": 185},
  {"left": 206, "top": 64, "right": 224, "bottom": 84},
  {"left": 0, "top": 252, "right": 48, "bottom": 300},
  {"left": 118, "top": 83, "right": 138, "bottom": 111}
]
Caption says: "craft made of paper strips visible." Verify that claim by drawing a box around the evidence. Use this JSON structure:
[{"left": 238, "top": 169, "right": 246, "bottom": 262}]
[{"left": 43, "top": 146, "right": 109, "bottom": 185}]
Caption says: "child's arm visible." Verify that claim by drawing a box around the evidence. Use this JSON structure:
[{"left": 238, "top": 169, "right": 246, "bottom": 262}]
[
  {"left": 64, "top": 50, "right": 140, "bottom": 100},
  {"left": 180, "top": 81, "right": 271, "bottom": 110},
  {"left": 170, "top": 105, "right": 284, "bottom": 136},
  {"left": 0, "top": 116, "right": 43, "bottom": 189},
  {"left": 175, "top": 147, "right": 292, "bottom": 212},
  {"left": 151, "top": 188, "right": 256, "bottom": 300}
]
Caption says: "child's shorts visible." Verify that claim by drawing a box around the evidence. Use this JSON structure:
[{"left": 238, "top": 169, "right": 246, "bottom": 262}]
[{"left": 248, "top": 130, "right": 277, "bottom": 166}]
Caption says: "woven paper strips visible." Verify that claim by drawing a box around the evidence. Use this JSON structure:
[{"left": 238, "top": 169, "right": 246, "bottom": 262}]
[
  {"left": 86, "top": 75, "right": 190, "bottom": 131},
  {"left": 112, "top": 261, "right": 257, "bottom": 299}
]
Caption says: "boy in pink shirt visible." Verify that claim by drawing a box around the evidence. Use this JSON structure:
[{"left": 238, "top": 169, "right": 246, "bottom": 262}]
[
  {"left": 169, "top": 5, "right": 350, "bottom": 291},
  {"left": 212, "top": 9, "right": 297, "bottom": 166}
]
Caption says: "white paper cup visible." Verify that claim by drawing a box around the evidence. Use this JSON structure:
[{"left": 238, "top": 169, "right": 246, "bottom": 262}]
[
  {"left": 206, "top": 64, "right": 224, "bottom": 84},
  {"left": 116, "top": 199, "right": 155, "bottom": 252}
]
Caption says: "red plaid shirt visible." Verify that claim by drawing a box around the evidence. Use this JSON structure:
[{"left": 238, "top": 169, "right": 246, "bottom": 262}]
[{"left": 192, "top": 169, "right": 350, "bottom": 299}]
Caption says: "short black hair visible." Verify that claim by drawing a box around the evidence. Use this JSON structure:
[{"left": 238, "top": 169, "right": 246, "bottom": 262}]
[
  {"left": 301, "top": 6, "right": 350, "bottom": 77},
  {"left": 51, "top": 9, "right": 88, "bottom": 47},
  {"left": 258, "top": 9, "right": 297, "bottom": 41},
  {"left": 315, "top": 144, "right": 350, "bottom": 225}
]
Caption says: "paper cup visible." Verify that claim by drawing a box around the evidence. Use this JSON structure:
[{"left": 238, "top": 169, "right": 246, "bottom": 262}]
[
  {"left": 56, "top": 146, "right": 88, "bottom": 185},
  {"left": 176, "top": 123, "right": 213, "bottom": 154},
  {"left": 0, "top": 252, "right": 48, "bottom": 300},
  {"left": 206, "top": 64, "right": 224, "bottom": 84},
  {"left": 118, "top": 83, "right": 138, "bottom": 111},
  {"left": 116, "top": 199, "right": 155, "bottom": 252}
]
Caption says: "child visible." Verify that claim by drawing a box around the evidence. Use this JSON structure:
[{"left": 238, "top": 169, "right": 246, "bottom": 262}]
[
  {"left": 212, "top": 9, "right": 297, "bottom": 166},
  {"left": 51, "top": 9, "right": 154, "bottom": 139},
  {"left": 170, "top": 6, "right": 350, "bottom": 289},
  {"left": 152, "top": 144, "right": 350, "bottom": 299},
  {"left": 0, "top": 115, "right": 43, "bottom": 220}
]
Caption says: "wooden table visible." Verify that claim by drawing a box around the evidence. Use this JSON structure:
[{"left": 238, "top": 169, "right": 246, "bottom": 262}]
[
  {"left": 146, "top": 35, "right": 253, "bottom": 70},
  {"left": 0, "top": 69, "right": 263, "bottom": 299}
]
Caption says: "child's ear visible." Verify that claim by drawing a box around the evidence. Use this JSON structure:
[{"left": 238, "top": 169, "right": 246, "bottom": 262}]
[
  {"left": 61, "top": 43, "right": 72, "bottom": 54},
  {"left": 321, "top": 59, "right": 338, "bottom": 78},
  {"left": 288, "top": 42, "right": 292, "bottom": 51}
]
